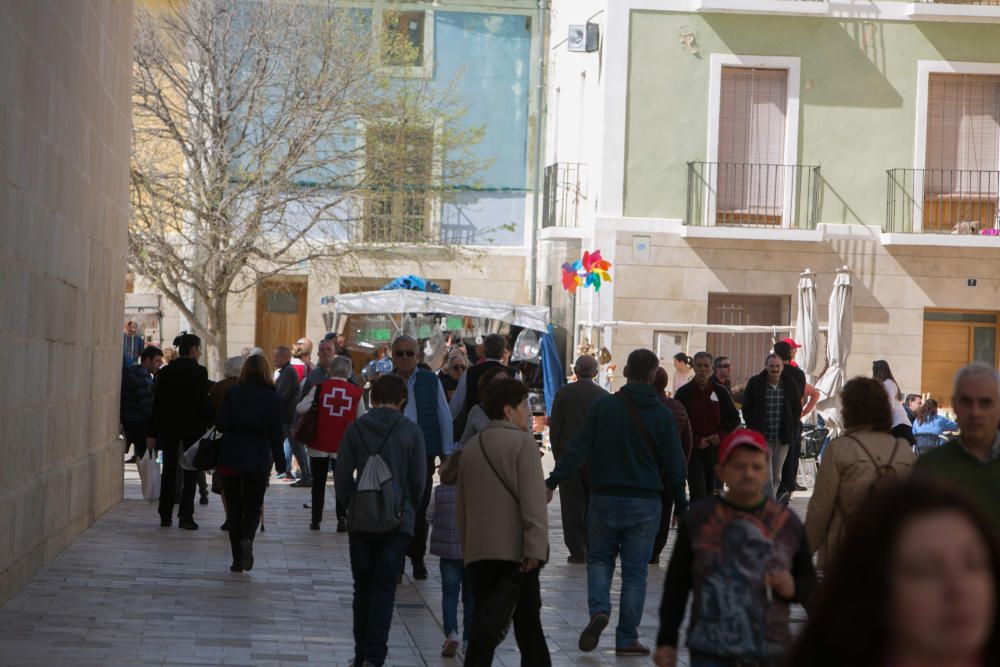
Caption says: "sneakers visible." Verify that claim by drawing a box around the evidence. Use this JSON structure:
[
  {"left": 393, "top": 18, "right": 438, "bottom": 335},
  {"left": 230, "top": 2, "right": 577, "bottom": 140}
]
[
  {"left": 615, "top": 642, "right": 651, "bottom": 656},
  {"left": 441, "top": 633, "right": 460, "bottom": 657},
  {"left": 412, "top": 559, "right": 428, "bottom": 580},
  {"left": 578, "top": 612, "right": 609, "bottom": 652}
]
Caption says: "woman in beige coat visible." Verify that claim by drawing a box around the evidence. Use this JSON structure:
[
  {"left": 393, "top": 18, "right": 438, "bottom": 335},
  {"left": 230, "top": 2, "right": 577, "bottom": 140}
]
[
  {"left": 805, "top": 377, "right": 916, "bottom": 569},
  {"left": 457, "top": 378, "right": 550, "bottom": 667}
]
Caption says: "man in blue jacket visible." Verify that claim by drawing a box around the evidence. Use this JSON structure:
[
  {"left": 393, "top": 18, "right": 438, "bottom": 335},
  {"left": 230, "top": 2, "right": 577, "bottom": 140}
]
[{"left": 546, "top": 348, "right": 688, "bottom": 658}]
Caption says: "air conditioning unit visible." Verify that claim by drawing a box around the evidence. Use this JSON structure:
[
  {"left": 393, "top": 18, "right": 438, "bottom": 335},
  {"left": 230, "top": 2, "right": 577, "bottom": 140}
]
[{"left": 567, "top": 23, "right": 599, "bottom": 53}]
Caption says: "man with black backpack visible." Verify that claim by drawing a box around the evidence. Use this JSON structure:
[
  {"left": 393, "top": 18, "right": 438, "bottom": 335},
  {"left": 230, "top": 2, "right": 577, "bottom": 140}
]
[
  {"left": 545, "top": 348, "right": 688, "bottom": 657},
  {"left": 335, "top": 374, "right": 426, "bottom": 667}
]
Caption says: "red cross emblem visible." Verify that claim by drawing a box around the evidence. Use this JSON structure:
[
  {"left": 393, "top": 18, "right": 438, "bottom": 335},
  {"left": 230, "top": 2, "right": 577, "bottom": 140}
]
[{"left": 322, "top": 387, "right": 354, "bottom": 417}]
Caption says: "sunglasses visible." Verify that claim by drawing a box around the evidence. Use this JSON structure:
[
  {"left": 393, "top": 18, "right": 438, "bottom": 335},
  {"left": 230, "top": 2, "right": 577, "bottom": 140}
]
[{"left": 394, "top": 349, "right": 416, "bottom": 358}]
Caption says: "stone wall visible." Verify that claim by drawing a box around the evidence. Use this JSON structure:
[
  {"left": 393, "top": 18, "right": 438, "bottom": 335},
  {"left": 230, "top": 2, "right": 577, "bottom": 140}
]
[{"left": 0, "top": 1, "right": 134, "bottom": 603}]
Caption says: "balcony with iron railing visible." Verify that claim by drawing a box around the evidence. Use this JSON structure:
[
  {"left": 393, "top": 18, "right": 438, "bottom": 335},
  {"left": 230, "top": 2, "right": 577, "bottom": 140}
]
[
  {"left": 691, "top": 0, "right": 829, "bottom": 17},
  {"left": 907, "top": 0, "right": 1000, "bottom": 22},
  {"left": 542, "top": 162, "right": 588, "bottom": 228},
  {"left": 886, "top": 168, "right": 1000, "bottom": 235},
  {"left": 686, "top": 162, "right": 821, "bottom": 230}
]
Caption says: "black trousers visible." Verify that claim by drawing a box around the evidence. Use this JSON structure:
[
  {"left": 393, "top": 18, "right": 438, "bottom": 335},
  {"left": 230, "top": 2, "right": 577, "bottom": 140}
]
[
  {"left": 122, "top": 424, "right": 147, "bottom": 460},
  {"left": 221, "top": 474, "right": 268, "bottom": 564},
  {"left": 465, "top": 561, "right": 551, "bottom": 667},
  {"left": 557, "top": 467, "right": 589, "bottom": 560},
  {"left": 687, "top": 445, "right": 719, "bottom": 503},
  {"left": 310, "top": 456, "right": 344, "bottom": 524},
  {"left": 158, "top": 436, "right": 197, "bottom": 521},
  {"left": 650, "top": 492, "right": 675, "bottom": 563},
  {"left": 406, "top": 454, "right": 440, "bottom": 563}
]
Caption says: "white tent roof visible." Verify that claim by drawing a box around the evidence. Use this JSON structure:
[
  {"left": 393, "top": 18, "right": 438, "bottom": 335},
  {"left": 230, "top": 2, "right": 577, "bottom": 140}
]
[{"left": 329, "top": 289, "right": 550, "bottom": 332}]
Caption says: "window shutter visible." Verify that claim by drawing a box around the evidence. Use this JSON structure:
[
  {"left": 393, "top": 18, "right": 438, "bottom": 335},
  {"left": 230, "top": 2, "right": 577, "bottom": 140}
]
[
  {"left": 717, "top": 67, "right": 788, "bottom": 222},
  {"left": 926, "top": 73, "right": 1000, "bottom": 193}
]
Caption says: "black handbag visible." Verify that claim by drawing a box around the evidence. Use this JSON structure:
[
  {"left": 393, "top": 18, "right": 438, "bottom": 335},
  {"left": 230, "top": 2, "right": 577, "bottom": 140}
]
[
  {"left": 470, "top": 568, "right": 524, "bottom": 646},
  {"left": 191, "top": 427, "right": 222, "bottom": 471}
]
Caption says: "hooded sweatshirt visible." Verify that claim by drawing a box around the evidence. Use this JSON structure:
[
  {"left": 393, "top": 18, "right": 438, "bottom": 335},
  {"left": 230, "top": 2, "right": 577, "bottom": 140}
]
[
  {"left": 334, "top": 407, "right": 427, "bottom": 536},
  {"left": 546, "top": 382, "right": 689, "bottom": 514}
]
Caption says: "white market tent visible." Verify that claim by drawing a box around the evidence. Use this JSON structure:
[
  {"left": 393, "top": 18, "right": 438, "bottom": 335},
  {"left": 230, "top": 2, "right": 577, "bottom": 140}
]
[{"left": 327, "top": 289, "right": 551, "bottom": 333}]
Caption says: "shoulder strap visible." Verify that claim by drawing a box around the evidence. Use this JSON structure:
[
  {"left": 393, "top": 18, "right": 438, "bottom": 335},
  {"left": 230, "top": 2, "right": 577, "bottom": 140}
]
[
  {"left": 357, "top": 415, "right": 402, "bottom": 458},
  {"left": 478, "top": 433, "right": 519, "bottom": 505},
  {"left": 616, "top": 390, "right": 662, "bottom": 470},
  {"left": 844, "top": 433, "right": 901, "bottom": 470}
]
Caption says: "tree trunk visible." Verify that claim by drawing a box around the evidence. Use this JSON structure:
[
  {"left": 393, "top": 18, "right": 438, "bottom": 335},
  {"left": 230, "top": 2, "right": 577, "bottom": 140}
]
[{"left": 205, "top": 298, "right": 228, "bottom": 380}]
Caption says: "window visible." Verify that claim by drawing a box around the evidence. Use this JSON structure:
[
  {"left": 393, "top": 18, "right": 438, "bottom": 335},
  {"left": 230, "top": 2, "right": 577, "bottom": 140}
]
[
  {"left": 382, "top": 10, "right": 428, "bottom": 68},
  {"left": 363, "top": 125, "right": 434, "bottom": 242},
  {"left": 923, "top": 73, "right": 1000, "bottom": 231},
  {"left": 716, "top": 67, "right": 788, "bottom": 225}
]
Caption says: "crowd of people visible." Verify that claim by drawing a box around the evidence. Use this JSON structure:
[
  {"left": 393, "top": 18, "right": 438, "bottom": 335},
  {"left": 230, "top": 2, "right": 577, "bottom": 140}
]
[{"left": 119, "top": 320, "right": 1000, "bottom": 667}]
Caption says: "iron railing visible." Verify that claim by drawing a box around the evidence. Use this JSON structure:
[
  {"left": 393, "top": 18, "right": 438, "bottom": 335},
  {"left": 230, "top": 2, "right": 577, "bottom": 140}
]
[
  {"left": 542, "top": 162, "right": 588, "bottom": 228},
  {"left": 686, "top": 162, "right": 821, "bottom": 229},
  {"left": 917, "top": 1, "right": 1000, "bottom": 5},
  {"left": 886, "top": 168, "right": 1000, "bottom": 234}
]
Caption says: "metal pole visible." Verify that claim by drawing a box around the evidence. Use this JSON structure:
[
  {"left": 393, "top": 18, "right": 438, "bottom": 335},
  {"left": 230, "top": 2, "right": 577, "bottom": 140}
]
[{"left": 528, "top": 0, "right": 547, "bottom": 305}]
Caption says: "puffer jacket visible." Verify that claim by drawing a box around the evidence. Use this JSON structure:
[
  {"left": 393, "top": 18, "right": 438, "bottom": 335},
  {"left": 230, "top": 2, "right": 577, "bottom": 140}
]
[
  {"left": 430, "top": 484, "right": 462, "bottom": 561},
  {"left": 805, "top": 429, "right": 915, "bottom": 568}
]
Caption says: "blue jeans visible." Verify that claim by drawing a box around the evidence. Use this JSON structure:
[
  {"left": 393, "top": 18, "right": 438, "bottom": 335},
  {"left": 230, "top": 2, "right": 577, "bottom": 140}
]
[
  {"left": 587, "top": 494, "right": 661, "bottom": 648},
  {"left": 283, "top": 428, "right": 311, "bottom": 483},
  {"left": 440, "top": 558, "right": 474, "bottom": 640},
  {"left": 348, "top": 530, "right": 411, "bottom": 666}
]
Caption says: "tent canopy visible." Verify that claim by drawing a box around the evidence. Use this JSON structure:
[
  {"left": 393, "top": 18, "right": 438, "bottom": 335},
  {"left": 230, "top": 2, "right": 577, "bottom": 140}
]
[{"left": 327, "top": 289, "right": 551, "bottom": 333}]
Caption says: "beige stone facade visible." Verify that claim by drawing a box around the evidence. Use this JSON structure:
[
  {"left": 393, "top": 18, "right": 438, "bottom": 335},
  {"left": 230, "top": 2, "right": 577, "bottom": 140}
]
[
  {"left": 0, "top": 1, "right": 134, "bottom": 603},
  {"left": 585, "top": 224, "right": 1000, "bottom": 399}
]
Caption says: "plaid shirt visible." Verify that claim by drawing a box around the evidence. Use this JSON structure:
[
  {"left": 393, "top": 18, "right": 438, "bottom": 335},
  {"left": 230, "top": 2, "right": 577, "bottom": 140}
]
[{"left": 764, "top": 381, "right": 784, "bottom": 443}]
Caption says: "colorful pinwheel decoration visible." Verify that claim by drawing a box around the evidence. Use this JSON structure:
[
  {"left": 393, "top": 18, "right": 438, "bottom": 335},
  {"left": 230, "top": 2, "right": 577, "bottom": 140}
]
[{"left": 561, "top": 250, "right": 613, "bottom": 293}]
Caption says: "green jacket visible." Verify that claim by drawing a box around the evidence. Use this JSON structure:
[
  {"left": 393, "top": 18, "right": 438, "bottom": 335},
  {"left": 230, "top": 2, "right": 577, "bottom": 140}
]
[
  {"left": 546, "top": 382, "right": 688, "bottom": 513},
  {"left": 913, "top": 437, "right": 1000, "bottom": 527}
]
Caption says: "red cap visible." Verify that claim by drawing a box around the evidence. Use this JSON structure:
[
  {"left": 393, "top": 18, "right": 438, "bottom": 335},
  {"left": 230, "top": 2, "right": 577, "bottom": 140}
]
[
  {"left": 782, "top": 337, "right": 802, "bottom": 349},
  {"left": 719, "top": 429, "right": 770, "bottom": 465}
]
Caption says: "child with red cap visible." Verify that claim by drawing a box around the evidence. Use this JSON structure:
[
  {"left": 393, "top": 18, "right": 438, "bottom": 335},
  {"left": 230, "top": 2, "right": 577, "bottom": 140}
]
[{"left": 653, "top": 429, "right": 817, "bottom": 667}]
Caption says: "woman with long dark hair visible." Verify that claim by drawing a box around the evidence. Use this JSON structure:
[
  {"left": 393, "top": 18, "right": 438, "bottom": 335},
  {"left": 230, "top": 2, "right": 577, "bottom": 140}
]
[
  {"left": 671, "top": 353, "right": 694, "bottom": 395},
  {"left": 788, "top": 479, "right": 1000, "bottom": 667},
  {"left": 214, "top": 354, "right": 286, "bottom": 572},
  {"left": 872, "top": 360, "right": 915, "bottom": 445},
  {"left": 912, "top": 398, "right": 959, "bottom": 456}
]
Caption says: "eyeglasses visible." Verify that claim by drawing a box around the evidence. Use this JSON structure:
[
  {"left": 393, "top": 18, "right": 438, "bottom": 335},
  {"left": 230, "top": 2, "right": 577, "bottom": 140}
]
[
  {"left": 718, "top": 364, "right": 732, "bottom": 369},
  {"left": 393, "top": 349, "right": 416, "bottom": 358}
]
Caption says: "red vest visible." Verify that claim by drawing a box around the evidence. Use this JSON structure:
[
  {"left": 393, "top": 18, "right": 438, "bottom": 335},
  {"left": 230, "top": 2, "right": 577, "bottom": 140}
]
[{"left": 313, "top": 378, "right": 364, "bottom": 454}]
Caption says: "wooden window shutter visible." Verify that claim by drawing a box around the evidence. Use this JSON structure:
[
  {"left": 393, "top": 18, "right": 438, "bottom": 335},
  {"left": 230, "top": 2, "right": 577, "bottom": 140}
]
[
  {"left": 717, "top": 67, "right": 788, "bottom": 222},
  {"left": 926, "top": 74, "right": 1000, "bottom": 188}
]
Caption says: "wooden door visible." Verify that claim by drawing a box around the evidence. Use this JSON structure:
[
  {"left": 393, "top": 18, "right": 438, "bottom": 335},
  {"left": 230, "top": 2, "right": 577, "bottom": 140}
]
[
  {"left": 922, "top": 310, "right": 999, "bottom": 408},
  {"left": 707, "top": 293, "right": 789, "bottom": 387},
  {"left": 255, "top": 277, "right": 308, "bottom": 356}
]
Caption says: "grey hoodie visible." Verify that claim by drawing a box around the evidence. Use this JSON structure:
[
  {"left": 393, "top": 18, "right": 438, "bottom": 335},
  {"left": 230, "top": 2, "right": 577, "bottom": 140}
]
[{"left": 335, "top": 407, "right": 427, "bottom": 536}]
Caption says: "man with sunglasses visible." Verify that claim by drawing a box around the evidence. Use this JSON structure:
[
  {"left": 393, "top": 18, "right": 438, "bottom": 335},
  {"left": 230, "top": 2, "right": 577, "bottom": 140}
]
[
  {"left": 712, "top": 356, "right": 733, "bottom": 393},
  {"left": 391, "top": 335, "right": 454, "bottom": 580}
]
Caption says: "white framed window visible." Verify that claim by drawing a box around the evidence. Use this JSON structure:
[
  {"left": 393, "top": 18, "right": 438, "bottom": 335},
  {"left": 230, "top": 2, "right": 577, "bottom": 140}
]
[
  {"left": 914, "top": 61, "right": 1000, "bottom": 233},
  {"left": 376, "top": 9, "right": 434, "bottom": 79},
  {"left": 705, "top": 54, "right": 801, "bottom": 227}
]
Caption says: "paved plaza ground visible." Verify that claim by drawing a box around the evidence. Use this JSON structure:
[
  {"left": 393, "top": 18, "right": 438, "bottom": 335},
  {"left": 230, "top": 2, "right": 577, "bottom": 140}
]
[{"left": 0, "top": 455, "right": 810, "bottom": 667}]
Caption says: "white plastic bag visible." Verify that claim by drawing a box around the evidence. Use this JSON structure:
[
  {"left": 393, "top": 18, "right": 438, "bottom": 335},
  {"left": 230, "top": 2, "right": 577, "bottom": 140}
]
[
  {"left": 180, "top": 437, "right": 202, "bottom": 471},
  {"left": 137, "top": 449, "right": 161, "bottom": 501}
]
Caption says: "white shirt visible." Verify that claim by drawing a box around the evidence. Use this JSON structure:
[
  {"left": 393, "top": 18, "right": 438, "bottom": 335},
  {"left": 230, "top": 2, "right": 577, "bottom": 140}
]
[{"left": 883, "top": 379, "right": 911, "bottom": 428}]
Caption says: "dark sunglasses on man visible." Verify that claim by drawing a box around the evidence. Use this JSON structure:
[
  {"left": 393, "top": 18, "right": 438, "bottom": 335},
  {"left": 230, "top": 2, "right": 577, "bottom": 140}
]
[{"left": 394, "top": 349, "right": 416, "bottom": 358}]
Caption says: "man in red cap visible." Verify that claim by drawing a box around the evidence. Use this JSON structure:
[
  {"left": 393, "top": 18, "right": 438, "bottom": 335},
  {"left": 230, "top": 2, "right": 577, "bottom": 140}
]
[
  {"left": 653, "top": 429, "right": 817, "bottom": 667},
  {"left": 773, "top": 339, "right": 820, "bottom": 503}
]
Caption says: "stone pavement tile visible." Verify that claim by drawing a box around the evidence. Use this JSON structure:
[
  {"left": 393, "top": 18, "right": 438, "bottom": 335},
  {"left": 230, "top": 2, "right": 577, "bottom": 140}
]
[{"left": 0, "top": 457, "right": 811, "bottom": 666}]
